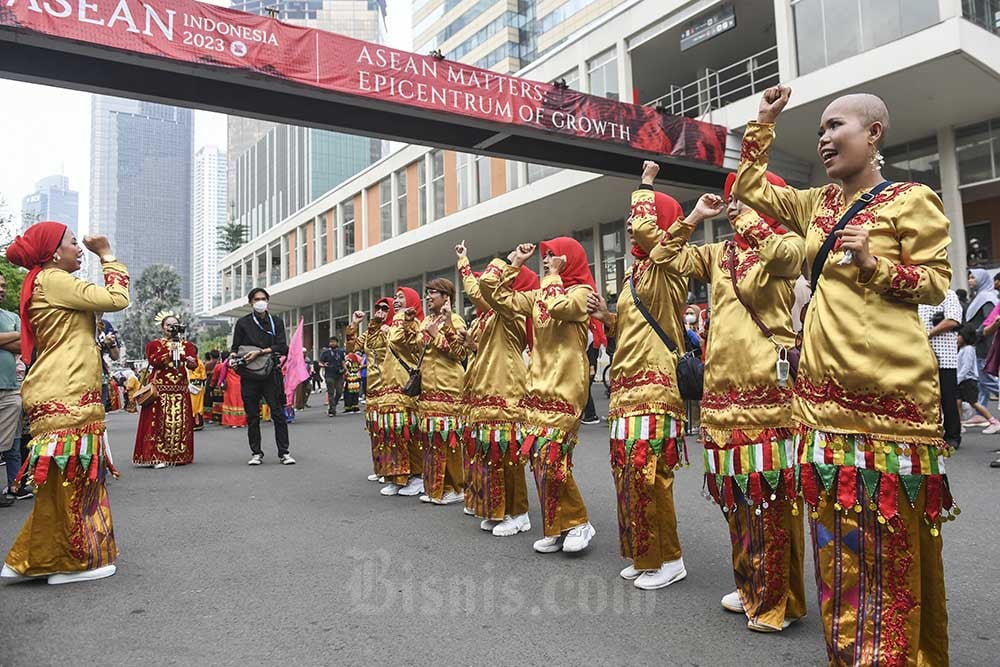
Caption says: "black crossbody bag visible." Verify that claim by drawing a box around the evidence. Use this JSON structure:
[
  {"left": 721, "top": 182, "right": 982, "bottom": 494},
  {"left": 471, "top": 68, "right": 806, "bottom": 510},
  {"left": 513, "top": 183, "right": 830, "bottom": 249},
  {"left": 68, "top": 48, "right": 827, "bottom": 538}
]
[
  {"left": 390, "top": 345, "right": 426, "bottom": 397},
  {"left": 629, "top": 271, "right": 704, "bottom": 401},
  {"left": 809, "top": 181, "right": 891, "bottom": 291}
]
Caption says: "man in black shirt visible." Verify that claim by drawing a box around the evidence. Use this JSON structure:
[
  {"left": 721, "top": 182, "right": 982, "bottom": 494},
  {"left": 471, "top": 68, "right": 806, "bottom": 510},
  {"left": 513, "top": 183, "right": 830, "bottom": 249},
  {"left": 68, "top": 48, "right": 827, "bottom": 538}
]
[
  {"left": 319, "top": 336, "right": 346, "bottom": 416},
  {"left": 231, "top": 288, "right": 295, "bottom": 466}
]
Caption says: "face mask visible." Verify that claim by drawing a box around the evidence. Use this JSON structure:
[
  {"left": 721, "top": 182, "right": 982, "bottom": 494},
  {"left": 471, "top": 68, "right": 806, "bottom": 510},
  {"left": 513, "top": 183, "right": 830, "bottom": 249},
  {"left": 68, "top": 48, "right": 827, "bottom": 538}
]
[
  {"left": 252, "top": 301, "right": 268, "bottom": 314},
  {"left": 685, "top": 314, "right": 697, "bottom": 325}
]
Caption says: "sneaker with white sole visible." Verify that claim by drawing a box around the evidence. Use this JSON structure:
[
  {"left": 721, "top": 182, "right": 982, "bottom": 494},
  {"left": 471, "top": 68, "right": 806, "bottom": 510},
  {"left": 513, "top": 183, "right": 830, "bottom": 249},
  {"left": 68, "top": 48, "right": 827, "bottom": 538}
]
[
  {"left": 747, "top": 618, "right": 794, "bottom": 633},
  {"left": 1, "top": 563, "right": 41, "bottom": 581},
  {"left": 619, "top": 564, "right": 642, "bottom": 580},
  {"left": 633, "top": 558, "right": 686, "bottom": 590},
  {"left": 480, "top": 518, "right": 500, "bottom": 531},
  {"left": 419, "top": 494, "right": 432, "bottom": 503},
  {"left": 398, "top": 477, "right": 424, "bottom": 496},
  {"left": 153, "top": 462, "right": 168, "bottom": 469},
  {"left": 533, "top": 535, "right": 565, "bottom": 553},
  {"left": 432, "top": 490, "right": 464, "bottom": 505},
  {"left": 562, "top": 522, "right": 596, "bottom": 552},
  {"left": 380, "top": 483, "right": 402, "bottom": 496},
  {"left": 463, "top": 507, "right": 476, "bottom": 516},
  {"left": 962, "top": 416, "right": 989, "bottom": 427},
  {"left": 367, "top": 474, "right": 379, "bottom": 482},
  {"left": 984, "top": 422, "right": 1000, "bottom": 435},
  {"left": 493, "top": 513, "right": 531, "bottom": 537},
  {"left": 247, "top": 454, "right": 263, "bottom": 466},
  {"left": 721, "top": 591, "right": 744, "bottom": 613},
  {"left": 47, "top": 564, "right": 117, "bottom": 585},
  {"left": 580, "top": 417, "right": 600, "bottom": 425},
  {"left": 279, "top": 454, "right": 296, "bottom": 465}
]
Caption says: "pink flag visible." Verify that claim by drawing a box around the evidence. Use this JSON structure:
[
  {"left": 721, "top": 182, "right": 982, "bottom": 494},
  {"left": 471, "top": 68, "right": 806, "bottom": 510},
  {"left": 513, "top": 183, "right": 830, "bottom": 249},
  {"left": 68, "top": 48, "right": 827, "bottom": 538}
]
[{"left": 283, "top": 317, "right": 310, "bottom": 407}]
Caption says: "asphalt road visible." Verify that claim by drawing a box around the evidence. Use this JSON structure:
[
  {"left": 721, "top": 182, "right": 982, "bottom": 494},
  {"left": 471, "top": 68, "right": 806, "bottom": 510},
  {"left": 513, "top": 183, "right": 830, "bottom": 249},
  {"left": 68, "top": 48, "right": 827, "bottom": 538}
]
[{"left": 0, "top": 392, "right": 996, "bottom": 666}]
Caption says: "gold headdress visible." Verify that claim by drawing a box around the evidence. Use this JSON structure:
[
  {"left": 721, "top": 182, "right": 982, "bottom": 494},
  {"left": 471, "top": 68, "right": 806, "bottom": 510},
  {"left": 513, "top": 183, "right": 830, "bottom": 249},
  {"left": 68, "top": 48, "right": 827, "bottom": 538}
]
[{"left": 154, "top": 310, "right": 179, "bottom": 326}]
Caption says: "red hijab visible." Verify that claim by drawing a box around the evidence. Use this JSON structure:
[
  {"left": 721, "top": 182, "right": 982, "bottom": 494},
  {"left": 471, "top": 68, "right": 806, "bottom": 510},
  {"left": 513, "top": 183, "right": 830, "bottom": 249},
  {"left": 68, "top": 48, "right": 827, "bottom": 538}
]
[
  {"left": 724, "top": 171, "right": 788, "bottom": 249},
  {"left": 512, "top": 265, "right": 540, "bottom": 350},
  {"left": 395, "top": 286, "right": 424, "bottom": 320},
  {"left": 539, "top": 237, "right": 607, "bottom": 349},
  {"left": 632, "top": 192, "right": 683, "bottom": 259},
  {"left": 374, "top": 296, "right": 395, "bottom": 324},
  {"left": 5, "top": 221, "right": 68, "bottom": 362}
]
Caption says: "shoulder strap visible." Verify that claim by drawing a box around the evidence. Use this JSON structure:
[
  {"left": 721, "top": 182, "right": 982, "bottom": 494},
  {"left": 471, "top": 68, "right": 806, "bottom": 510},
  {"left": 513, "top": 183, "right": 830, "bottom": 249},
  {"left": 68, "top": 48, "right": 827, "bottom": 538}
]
[
  {"left": 629, "top": 270, "right": 678, "bottom": 354},
  {"left": 810, "top": 181, "right": 892, "bottom": 291},
  {"left": 728, "top": 242, "right": 773, "bottom": 339}
]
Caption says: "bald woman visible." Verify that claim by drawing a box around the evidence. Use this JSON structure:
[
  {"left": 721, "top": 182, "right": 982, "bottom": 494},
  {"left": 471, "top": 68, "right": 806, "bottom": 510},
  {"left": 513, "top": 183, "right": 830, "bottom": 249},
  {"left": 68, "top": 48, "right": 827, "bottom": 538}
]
[{"left": 732, "top": 87, "right": 954, "bottom": 665}]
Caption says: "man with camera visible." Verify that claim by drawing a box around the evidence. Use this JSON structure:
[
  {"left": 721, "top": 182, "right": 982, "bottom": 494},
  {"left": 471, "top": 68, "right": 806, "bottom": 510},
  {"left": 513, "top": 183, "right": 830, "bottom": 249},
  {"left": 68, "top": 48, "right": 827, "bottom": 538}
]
[
  {"left": 231, "top": 288, "right": 294, "bottom": 465},
  {"left": 919, "top": 289, "right": 963, "bottom": 448}
]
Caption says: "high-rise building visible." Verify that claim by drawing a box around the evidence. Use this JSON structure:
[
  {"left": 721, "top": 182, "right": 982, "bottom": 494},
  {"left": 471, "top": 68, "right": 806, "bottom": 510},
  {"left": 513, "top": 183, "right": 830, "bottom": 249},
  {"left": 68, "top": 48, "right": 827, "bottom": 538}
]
[
  {"left": 21, "top": 174, "right": 79, "bottom": 234},
  {"left": 192, "top": 146, "right": 227, "bottom": 315},
  {"left": 228, "top": 0, "right": 386, "bottom": 240},
  {"left": 90, "top": 96, "right": 194, "bottom": 298}
]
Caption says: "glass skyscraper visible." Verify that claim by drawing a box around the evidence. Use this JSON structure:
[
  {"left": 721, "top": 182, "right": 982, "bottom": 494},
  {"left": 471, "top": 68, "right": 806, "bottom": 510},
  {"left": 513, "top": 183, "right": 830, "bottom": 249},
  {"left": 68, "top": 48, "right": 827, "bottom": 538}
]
[
  {"left": 21, "top": 174, "right": 79, "bottom": 235},
  {"left": 89, "top": 96, "right": 194, "bottom": 299}
]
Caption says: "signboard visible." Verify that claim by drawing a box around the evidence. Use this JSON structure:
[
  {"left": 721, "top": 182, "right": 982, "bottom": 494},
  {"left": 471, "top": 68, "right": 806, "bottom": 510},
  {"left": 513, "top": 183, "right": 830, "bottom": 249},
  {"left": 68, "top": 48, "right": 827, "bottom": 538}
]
[
  {"left": 0, "top": 0, "right": 727, "bottom": 166},
  {"left": 680, "top": 3, "right": 736, "bottom": 52}
]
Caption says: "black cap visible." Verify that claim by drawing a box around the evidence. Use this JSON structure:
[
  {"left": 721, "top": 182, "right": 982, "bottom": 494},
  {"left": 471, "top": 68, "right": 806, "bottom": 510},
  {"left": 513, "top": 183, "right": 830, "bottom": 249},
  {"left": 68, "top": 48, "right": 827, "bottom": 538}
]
[{"left": 248, "top": 287, "right": 270, "bottom": 301}]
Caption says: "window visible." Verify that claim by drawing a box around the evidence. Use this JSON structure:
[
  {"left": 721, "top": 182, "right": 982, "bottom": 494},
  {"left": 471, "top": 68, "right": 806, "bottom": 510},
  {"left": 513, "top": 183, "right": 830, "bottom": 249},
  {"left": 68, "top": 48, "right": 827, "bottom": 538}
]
[
  {"left": 317, "top": 215, "right": 328, "bottom": 265},
  {"left": 588, "top": 49, "right": 619, "bottom": 101},
  {"left": 379, "top": 178, "right": 392, "bottom": 241},
  {"left": 956, "top": 118, "right": 1000, "bottom": 186},
  {"left": 963, "top": 0, "right": 1000, "bottom": 35},
  {"left": 527, "top": 162, "right": 560, "bottom": 183},
  {"left": 296, "top": 226, "right": 307, "bottom": 272},
  {"left": 417, "top": 160, "right": 428, "bottom": 226},
  {"left": 431, "top": 150, "right": 445, "bottom": 220},
  {"left": 572, "top": 227, "right": 596, "bottom": 283},
  {"left": 600, "top": 220, "right": 627, "bottom": 300},
  {"left": 222, "top": 267, "right": 233, "bottom": 302},
  {"left": 475, "top": 155, "right": 491, "bottom": 202},
  {"left": 396, "top": 169, "right": 407, "bottom": 232},
  {"left": 506, "top": 160, "right": 522, "bottom": 191},
  {"left": 281, "top": 235, "right": 290, "bottom": 280},
  {"left": 883, "top": 137, "right": 942, "bottom": 190},
  {"left": 456, "top": 153, "right": 471, "bottom": 209},
  {"left": 340, "top": 200, "right": 355, "bottom": 257},
  {"left": 554, "top": 68, "right": 580, "bottom": 90},
  {"left": 268, "top": 242, "right": 281, "bottom": 285}
]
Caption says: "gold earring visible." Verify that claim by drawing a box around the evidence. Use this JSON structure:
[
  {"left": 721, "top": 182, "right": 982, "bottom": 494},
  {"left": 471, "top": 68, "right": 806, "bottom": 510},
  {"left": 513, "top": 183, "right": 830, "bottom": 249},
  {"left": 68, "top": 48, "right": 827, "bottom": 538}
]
[
  {"left": 870, "top": 143, "right": 885, "bottom": 171},
  {"left": 53, "top": 254, "right": 61, "bottom": 262}
]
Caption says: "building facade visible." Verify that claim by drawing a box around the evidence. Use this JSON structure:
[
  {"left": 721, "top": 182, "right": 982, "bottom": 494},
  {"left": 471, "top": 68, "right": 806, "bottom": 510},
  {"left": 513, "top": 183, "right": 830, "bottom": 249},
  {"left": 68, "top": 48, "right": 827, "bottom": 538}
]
[
  {"left": 21, "top": 174, "right": 78, "bottom": 235},
  {"left": 227, "top": 0, "right": 386, "bottom": 241},
  {"left": 214, "top": 0, "right": 1000, "bottom": 358},
  {"left": 192, "top": 146, "right": 228, "bottom": 315},
  {"left": 90, "top": 96, "right": 194, "bottom": 299}
]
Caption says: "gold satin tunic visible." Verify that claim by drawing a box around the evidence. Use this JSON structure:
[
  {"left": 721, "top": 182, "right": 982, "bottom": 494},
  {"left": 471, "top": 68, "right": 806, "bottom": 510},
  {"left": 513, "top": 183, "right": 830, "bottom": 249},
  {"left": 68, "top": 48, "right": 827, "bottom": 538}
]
[
  {"left": 411, "top": 312, "right": 467, "bottom": 421},
  {"left": 347, "top": 318, "right": 389, "bottom": 409}
]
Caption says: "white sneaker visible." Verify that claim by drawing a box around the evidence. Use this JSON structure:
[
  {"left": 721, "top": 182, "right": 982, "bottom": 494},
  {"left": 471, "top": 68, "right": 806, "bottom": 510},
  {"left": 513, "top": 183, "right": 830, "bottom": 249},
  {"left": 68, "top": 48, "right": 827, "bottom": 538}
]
[
  {"left": 367, "top": 474, "right": 379, "bottom": 482},
  {"left": 533, "top": 535, "right": 565, "bottom": 553},
  {"left": 480, "top": 518, "right": 500, "bottom": 531},
  {"left": 619, "top": 564, "right": 642, "bottom": 580},
  {"left": 279, "top": 454, "right": 296, "bottom": 465},
  {"left": 419, "top": 494, "right": 432, "bottom": 503},
  {"left": 153, "top": 462, "right": 168, "bottom": 469},
  {"left": 432, "top": 491, "right": 464, "bottom": 505},
  {"left": 633, "top": 558, "right": 686, "bottom": 590},
  {"left": 463, "top": 507, "right": 476, "bottom": 516},
  {"left": 398, "top": 477, "right": 425, "bottom": 496},
  {"left": 378, "top": 476, "right": 385, "bottom": 483},
  {"left": 380, "top": 483, "right": 402, "bottom": 496},
  {"left": 747, "top": 618, "right": 794, "bottom": 633},
  {"left": 1, "top": 563, "right": 40, "bottom": 581},
  {"left": 984, "top": 422, "right": 1000, "bottom": 435},
  {"left": 247, "top": 454, "right": 263, "bottom": 466},
  {"left": 561, "top": 522, "right": 596, "bottom": 553},
  {"left": 47, "top": 564, "right": 117, "bottom": 585},
  {"left": 722, "top": 591, "right": 745, "bottom": 613},
  {"left": 494, "top": 513, "right": 531, "bottom": 537}
]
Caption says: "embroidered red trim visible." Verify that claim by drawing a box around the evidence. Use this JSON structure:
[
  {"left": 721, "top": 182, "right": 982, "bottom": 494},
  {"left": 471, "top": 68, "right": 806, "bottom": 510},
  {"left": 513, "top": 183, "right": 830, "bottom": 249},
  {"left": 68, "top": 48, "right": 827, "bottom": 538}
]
[
  {"left": 536, "top": 300, "right": 552, "bottom": 325},
  {"left": 740, "top": 137, "right": 764, "bottom": 164},
  {"left": 887, "top": 264, "right": 921, "bottom": 299},
  {"left": 719, "top": 247, "right": 760, "bottom": 282},
  {"left": 420, "top": 391, "right": 460, "bottom": 404},
  {"left": 518, "top": 393, "right": 577, "bottom": 416},
  {"left": 483, "top": 263, "right": 504, "bottom": 280},
  {"left": 28, "top": 400, "right": 71, "bottom": 421},
  {"left": 463, "top": 393, "right": 509, "bottom": 409},
  {"left": 103, "top": 269, "right": 130, "bottom": 289},
  {"left": 631, "top": 200, "right": 656, "bottom": 220},
  {"left": 459, "top": 264, "right": 472, "bottom": 278},
  {"left": 80, "top": 390, "right": 102, "bottom": 407},
  {"left": 795, "top": 375, "right": 925, "bottom": 425},
  {"left": 738, "top": 217, "right": 776, "bottom": 247},
  {"left": 610, "top": 370, "right": 673, "bottom": 394},
  {"left": 701, "top": 385, "right": 792, "bottom": 411}
]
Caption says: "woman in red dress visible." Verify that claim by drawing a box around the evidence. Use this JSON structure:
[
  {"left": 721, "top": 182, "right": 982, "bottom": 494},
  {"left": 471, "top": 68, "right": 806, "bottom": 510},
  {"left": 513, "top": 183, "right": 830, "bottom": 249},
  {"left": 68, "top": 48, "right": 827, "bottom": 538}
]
[
  {"left": 132, "top": 312, "right": 198, "bottom": 468},
  {"left": 221, "top": 357, "right": 247, "bottom": 428}
]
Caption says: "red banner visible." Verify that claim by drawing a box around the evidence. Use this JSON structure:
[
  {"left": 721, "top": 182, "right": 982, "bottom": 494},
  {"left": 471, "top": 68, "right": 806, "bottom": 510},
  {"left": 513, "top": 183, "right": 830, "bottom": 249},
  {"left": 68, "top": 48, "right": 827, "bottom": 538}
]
[{"left": 1, "top": 0, "right": 727, "bottom": 165}]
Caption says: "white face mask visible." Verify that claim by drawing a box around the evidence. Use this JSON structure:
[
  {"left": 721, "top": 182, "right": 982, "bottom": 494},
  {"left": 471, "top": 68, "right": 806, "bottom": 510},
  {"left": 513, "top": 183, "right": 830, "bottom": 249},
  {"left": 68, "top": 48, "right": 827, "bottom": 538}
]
[
  {"left": 685, "top": 313, "right": 697, "bottom": 325},
  {"left": 252, "top": 301, "right": 269, "bottom": 314}
]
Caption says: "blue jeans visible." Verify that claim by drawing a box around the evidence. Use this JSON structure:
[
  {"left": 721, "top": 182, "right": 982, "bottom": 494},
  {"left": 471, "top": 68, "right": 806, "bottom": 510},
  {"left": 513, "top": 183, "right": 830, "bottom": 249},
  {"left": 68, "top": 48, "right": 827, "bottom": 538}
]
[
  {"left": 977, "top": 357, "right": 998, "bottom": 406},
  {"left": 2, "top": 438, "right": 19, "bottom": 490}
]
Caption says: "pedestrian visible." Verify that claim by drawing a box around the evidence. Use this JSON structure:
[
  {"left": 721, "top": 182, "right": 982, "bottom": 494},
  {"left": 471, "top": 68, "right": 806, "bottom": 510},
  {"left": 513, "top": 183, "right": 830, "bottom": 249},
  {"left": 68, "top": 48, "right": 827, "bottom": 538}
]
[
  {"left": 189, "top": 354, "right": 207, "bottom": 431},
  {"left": 956, "top": 326, "right": 1000, "bottom": 431},
  {"left": 481, "top": 237, "right": 601, "bottom": 555},
  {"left": 456, "top": 240, "right": 535, "bottom": 537},
  {"left": 132, "top": 312, "right": 198, "bottom": 468},
  {"left": 919, "top": 290, "right": 964, "bottom": 446},
  {"left": 0, "top": 273, "right": 22, "bottom": 508},
  {"left": 320, "top": 336, "right": 346, "bottom": 416},
  {"left": 586, "top": 160, "right": 702, "bottom": 592},
  {"left": 202, "top": 350, "right": 219, "bottom": 424},
  {"left": 231, "top": 288, "right": 294, "bottom": 466},
  {"left": 735, "top": 85, "right": 954, "bottom": 664},
  {"left": 2, "top": 224, "right": 128, "bottom": 584},
  {"left": 580, "top": 329, "right": 601, "bottom": 425},
  {"left": 311, "top": 358, "right": 323, "bottom": 392},
  {"left": 347, "top": 298, "right": 393, "bottom": 483},
  {"left": 964, "top": 268, "right": 999, "bottom": 424},
  {"left": 653, "top": 162, "right": 807, "bottom": 629},
  {"left": 683, "top": 305, "right": 704, "bottom": 354},
  {"left": 343, "top": 353, "right": 362, "bottom": 413},
  {"left": 96, "top": 313, "right": 121, "bottom": 410}
]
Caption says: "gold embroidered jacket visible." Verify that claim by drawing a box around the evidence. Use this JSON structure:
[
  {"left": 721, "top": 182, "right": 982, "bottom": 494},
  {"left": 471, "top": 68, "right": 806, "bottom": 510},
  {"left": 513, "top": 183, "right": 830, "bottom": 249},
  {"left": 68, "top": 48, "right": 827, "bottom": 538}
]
[
  {"left": 347, "top": 318, "right": 389, "bottom": 409},
  {"left": 381, "top": 313, "right": 423, "bottom": 415}
]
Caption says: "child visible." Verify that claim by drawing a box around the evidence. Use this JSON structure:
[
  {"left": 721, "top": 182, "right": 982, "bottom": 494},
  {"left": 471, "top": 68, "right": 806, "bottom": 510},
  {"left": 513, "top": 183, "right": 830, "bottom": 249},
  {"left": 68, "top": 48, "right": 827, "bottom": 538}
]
[
  {"left": 343, "top": 353, "right": 362, "bottom": 414},
  {"left": 957, "top": 326, "right": 1000, "bottom": 434}
]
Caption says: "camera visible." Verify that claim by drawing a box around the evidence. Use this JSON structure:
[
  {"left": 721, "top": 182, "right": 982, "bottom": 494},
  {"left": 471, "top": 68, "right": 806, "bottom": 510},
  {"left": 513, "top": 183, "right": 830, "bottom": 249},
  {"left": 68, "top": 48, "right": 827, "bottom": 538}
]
[
  {"left": 167, "top": 322, "right": 187, "bottom": 341},
  {"left": 930, "top": 311, "right": 945, "bottom": 326}
]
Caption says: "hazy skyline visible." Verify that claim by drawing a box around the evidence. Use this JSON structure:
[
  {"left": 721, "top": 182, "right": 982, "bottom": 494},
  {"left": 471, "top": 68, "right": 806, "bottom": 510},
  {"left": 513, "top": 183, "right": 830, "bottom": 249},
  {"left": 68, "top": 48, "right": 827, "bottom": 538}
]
[{"left": 0, "top": 0, "right": 413, "bottom": 236}]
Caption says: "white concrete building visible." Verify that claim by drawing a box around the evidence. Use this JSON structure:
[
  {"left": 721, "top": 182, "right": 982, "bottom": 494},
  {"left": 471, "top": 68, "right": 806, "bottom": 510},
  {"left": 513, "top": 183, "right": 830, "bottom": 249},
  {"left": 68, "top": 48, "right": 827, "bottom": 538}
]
[
  {"left": 213, "top": 0, "right": 1000, "bottom": 356},
  {"left": 192, "top": 146, "right": 227, "bottom": 315}
]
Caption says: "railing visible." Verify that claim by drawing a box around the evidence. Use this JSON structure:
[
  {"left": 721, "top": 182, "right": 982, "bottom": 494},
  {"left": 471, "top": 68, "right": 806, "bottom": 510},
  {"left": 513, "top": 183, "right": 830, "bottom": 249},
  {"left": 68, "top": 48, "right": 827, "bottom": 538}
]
[
  {"left": 644, "top": 45, "right": 779, "bottom": 118},
  {"left": 964, "top": 0, "right": 1000, "bottom": 35}
]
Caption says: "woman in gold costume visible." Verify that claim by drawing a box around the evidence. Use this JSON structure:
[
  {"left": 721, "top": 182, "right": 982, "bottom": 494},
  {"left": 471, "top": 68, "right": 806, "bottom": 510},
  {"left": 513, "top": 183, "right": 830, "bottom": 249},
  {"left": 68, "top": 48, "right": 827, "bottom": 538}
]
[
  {"left": 734, "top": 86, "right": 953, "bottom": 664},
  {"left": 377, "top": 287, "right": 425, "bottom": 497},
  {"left": 587, "top": 161, "right": 701, "bottom": 591},
  {"left": 481, "top": 237, "right": 600, "bottom": 555},
  {"left": 651, "top": 162, "right": 807, "bottom": 629},
  {"left": 348, "top": 296, "right": 394, "bottom": 483},
  {"left": 1, "top": 223, "right": 129, "bottom": 584},
  {"left": 456, "top": 241, "right": 535, "bottom": 536},
  {"left": 403, "top": 277, "right": 466, "bottom": 505}
]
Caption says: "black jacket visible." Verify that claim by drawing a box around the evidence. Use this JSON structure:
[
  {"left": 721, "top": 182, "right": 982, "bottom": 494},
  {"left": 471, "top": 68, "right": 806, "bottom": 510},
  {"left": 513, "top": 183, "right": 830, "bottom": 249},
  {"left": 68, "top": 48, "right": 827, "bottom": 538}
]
[{"left": 231, "top": 311, "right": 289, "bottom": 357}]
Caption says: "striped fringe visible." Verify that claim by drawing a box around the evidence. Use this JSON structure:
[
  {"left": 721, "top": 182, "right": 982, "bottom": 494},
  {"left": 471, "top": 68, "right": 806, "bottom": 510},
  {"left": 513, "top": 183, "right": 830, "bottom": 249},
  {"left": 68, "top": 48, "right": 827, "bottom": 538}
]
[
  {"left": 16, "top": 422, "right": 118, "bottom": 489},
  {"left": 609, "top": 414, "right": 687, "bottom": 471},
  {"left": 703, "top": 429, "right": 798, "bottom": 512},
  {"left": 516, "top": 424, "right": 577, "bottom": 464}
]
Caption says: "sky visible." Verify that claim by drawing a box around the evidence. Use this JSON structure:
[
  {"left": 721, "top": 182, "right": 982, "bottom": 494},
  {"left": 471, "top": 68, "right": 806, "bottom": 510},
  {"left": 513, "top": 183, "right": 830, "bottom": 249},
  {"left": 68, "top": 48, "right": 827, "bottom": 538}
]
[{"left": 0, "top": 0, "right": 414, "bottom": 236}]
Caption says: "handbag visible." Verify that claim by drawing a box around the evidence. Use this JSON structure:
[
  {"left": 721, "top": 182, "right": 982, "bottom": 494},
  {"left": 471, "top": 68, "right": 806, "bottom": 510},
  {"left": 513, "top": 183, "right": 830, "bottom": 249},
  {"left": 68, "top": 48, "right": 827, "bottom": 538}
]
[
  {"left": 727, "top": 243, "right": 800, "bottom": 384},
  {"left": 390, "top": 345, "right": 426, "bottom": 398},
  {"left": 629, "top": 271, "right": 704, "bottom": 401},
  {"left": 236, "top": 345, "right": 276, "bottom": 379},
  {"left": 810, "top": 181, "right": 892, "bottom": 291},
  {"left": 134, "top": 383, "right": 158, "bottom": 407}
]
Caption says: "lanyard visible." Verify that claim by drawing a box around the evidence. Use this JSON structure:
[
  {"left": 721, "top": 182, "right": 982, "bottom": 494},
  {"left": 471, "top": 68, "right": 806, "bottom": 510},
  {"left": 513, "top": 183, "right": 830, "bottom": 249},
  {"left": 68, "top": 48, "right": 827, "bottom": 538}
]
[{"left": 252, "top": 313, "right": 275, "bottom": 337}]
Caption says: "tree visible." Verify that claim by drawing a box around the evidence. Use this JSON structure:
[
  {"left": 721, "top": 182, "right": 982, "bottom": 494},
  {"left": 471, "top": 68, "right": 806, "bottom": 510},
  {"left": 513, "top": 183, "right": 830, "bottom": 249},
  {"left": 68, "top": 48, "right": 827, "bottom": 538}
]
[
  {"left": 0, "top": 196, "right": 26, "bottom": 311},
  {"left": 217, "top": 219, "right": 247, "bottom": 254},
  {"left": 120, "top": 264, "right": 193, "bottom": 359}
]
